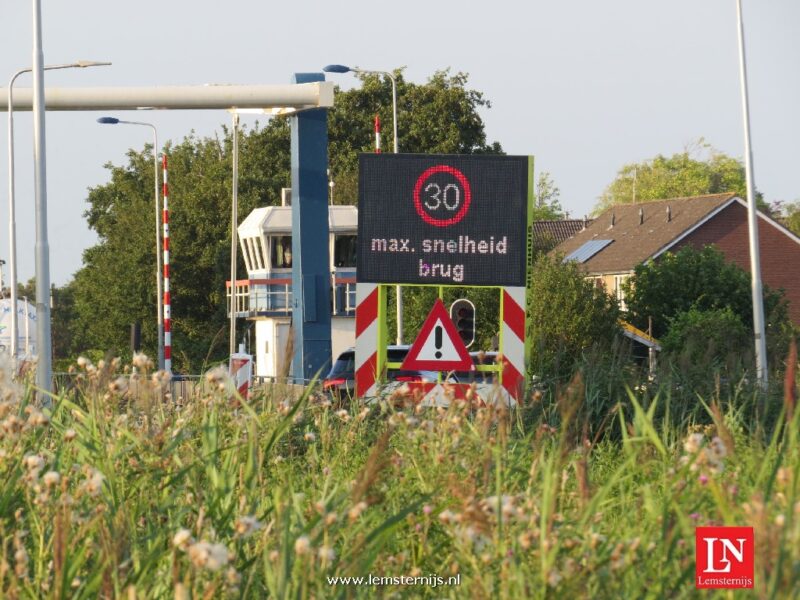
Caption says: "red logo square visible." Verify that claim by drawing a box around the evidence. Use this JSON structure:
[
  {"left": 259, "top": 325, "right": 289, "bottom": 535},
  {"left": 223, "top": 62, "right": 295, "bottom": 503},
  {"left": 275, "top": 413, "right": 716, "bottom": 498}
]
[{"left": 695, "top": 527, "right": 754, "bottom": 589}]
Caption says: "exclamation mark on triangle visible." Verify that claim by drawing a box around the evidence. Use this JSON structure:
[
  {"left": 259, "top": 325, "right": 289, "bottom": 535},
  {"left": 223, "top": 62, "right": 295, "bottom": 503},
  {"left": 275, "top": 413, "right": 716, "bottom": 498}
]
[{"left": 434, "top": 324, "right": 442, "bottom": 359}]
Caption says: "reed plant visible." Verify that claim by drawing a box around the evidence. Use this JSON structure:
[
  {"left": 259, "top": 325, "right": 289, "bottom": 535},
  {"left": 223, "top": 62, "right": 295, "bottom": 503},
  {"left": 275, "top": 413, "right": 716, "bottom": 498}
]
[{"left": 0, "top": 351, "right": 798, "bottom": 598}]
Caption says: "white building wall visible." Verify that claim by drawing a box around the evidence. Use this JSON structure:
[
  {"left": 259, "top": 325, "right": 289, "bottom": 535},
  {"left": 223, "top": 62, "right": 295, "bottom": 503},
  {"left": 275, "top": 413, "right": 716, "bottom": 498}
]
[{"left": 331, "top": 316, "right": 356, "bottom": 360}]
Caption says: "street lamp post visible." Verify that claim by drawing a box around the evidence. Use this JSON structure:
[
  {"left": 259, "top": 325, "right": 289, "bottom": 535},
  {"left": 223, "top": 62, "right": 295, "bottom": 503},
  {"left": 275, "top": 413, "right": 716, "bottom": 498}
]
[
  {"left": 322, "top": 64, "right": 404, "bottom": 344},
  {"left": 97, "top": 117, "right": 164, "bottom": 370},
  {"left": 229, "top": 111, "right": 240, "bottom": 360},
  {"left": 7, "top": 60, "right": 110, "bottom": 364},
  {"left": 735, "top": 0, "right": 768, "bottom": 386}
]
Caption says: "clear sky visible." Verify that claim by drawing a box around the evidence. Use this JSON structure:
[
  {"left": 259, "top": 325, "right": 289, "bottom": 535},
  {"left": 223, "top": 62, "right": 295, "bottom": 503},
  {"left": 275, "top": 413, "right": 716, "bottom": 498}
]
[{"left": 1, "top": 0, "right": 798, "bottom": 286}]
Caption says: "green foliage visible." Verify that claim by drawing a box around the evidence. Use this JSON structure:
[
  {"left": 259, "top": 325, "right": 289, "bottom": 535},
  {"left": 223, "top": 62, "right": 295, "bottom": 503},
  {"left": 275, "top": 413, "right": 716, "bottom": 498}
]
[
  {"left": 527, "top": 254, "right": 621, "bottom": 381},
  {"left": 4, "top": 352, "right": 800, "bottom": 597},
  {"left": 661, "top": 307, "right": 751, "bottom": 388},
  {"left": 530, "top": 172, "right": 564, "bottom": 221},
  {"left": 772, "top": 200, "right": 800, "bottom": 237},
  {"left": 595, "top": 139, "right": 766, "bottom": 214},
  {"left": 328, "top": 69, "right": 503, "bottom": 205},
  {"left": 69, "top": 71, "right": 502, "bottom": 371},
  {"left": 391, "top": 286, "right": 500, "bottom": 352},
  {"left": 622, "top": 246, "right": 791, "bottom": 364}
]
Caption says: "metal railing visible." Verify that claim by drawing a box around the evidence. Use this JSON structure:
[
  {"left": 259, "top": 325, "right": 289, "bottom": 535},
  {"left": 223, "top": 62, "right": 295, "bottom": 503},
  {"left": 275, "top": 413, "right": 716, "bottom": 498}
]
[
  {"left": 226, "top": 277, "right": 293, "bottom": 315},
  {"left": 226, "top": 272, "right": 356, "bottom": 317}
]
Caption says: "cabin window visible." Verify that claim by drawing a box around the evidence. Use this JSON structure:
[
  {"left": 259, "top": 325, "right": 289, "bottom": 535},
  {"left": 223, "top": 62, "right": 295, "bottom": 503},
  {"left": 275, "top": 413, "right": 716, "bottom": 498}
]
[
  {"left": 333, "top": 235, "right": 357, "bottom": 268},
  {"left": 271, "top": 236, "right": 293, "bottom": 268}
]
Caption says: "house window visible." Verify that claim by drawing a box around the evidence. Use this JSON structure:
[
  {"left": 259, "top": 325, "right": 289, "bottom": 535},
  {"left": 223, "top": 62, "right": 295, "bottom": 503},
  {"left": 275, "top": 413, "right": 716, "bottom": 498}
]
[
  {"left": 333, "top": 235, "right": 357, "bottom": 268},
  {"left": 614, "top": 274, "right": 630, "bottom": 310},
  {"left": 271, "top": 236, "right": 292, "bottom": 268}
]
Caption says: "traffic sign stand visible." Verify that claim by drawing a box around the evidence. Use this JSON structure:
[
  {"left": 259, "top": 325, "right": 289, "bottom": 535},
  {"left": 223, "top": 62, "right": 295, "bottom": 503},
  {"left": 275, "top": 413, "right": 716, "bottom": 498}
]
[{"left": 401, "top": 299, "right": 472, "bottom": 371}]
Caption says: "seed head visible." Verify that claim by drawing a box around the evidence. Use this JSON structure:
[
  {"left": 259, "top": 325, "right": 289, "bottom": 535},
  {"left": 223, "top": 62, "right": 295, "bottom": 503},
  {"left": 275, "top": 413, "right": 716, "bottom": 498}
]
[
  {"left": 187, "top": 541, "right": 229, "bottom": 571},
  {"left": 294, "top": 535, "right": 311, "bottom": 556},
  {"left": 173, "top": 529, "right": 194, "bottom": 550},
  {"left": 234, "top": 516, "right": 262, "bottom": 537},
  {"left": 42, "top": 471, "right": 60, "bottom": 488}
]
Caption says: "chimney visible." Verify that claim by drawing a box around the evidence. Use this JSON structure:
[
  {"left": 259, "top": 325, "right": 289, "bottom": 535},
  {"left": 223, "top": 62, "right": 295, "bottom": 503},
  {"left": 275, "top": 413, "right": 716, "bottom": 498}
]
[
  {"left": 610, "top": 212, "right": 616, "bottom": 228},
  {"left": 666, "top": 205, "right": 672, "bottom": 222},
  {"left": 638, "top": 207, "right": 644, "bottom": 225},
  {"left": 582, "top": 215, "right": 588, "bottom": 230},
  {"left": 281, "top": 187, "right": 292, "bottom": 206}
]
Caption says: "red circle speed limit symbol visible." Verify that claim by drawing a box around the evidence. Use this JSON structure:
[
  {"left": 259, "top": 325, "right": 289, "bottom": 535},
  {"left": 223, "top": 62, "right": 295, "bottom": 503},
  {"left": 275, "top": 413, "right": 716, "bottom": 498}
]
[{"left": 413, "top": 165, "right": 472, "bottom": 227}]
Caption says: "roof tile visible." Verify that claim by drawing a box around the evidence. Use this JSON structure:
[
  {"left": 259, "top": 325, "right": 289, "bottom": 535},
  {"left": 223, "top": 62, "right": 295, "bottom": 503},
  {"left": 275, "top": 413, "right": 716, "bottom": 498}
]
[{"left": 553, "top": 193, "right": 738, "bottom": 273}]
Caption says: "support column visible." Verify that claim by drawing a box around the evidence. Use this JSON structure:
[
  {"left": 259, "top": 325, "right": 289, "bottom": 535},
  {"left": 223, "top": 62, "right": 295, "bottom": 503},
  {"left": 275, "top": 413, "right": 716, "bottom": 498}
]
[{"left": 290, "top": 72, "right": 332, "bottom": 383}]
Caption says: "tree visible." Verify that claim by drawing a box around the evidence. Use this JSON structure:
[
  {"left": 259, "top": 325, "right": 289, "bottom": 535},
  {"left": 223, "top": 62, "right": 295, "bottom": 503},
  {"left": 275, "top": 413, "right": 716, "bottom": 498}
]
[
  {"left": 595, "top": 139, "right": 766, "bottom": 214},
  {"left": 770, "top": 200, "right": 800, "bottom": 237},
  {"left": 527, "top": 254, "right": 621, "bottom": 381},
  {"left": 660, "top": 307, "right": 752, "bottom": 388},
  {"left": 622, "top": 245, "right": 791, "bottom": 362},
  {"left": 531, "top": 172, "right": 564, "bottom": 221},
  {"left": 69, "top": 70, "right": 503, "bottom": 371}
]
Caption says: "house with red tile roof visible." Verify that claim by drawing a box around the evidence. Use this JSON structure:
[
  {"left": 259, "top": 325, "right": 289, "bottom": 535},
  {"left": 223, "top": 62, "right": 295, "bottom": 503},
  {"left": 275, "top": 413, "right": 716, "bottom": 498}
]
[{"left": 553, "top": 193, "right": 800, "bottom": 324}]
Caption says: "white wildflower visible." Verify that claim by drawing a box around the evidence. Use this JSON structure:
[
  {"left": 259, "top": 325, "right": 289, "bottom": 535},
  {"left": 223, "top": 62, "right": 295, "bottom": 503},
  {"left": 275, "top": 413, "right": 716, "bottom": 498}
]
[
  {"left": 42, "top": 471, "right": 61, "bottom": 488},
  {"left": 188, "top": 541, "right": 229, "bottom": 571},
  {"left": 683, "top": 433, "right": 705, "bottom": 454},
  {"left": 294, "top": 535, "right": 311, "bottom": 556},
  {"left": 24, "top": 454, "right": 45, "bottom": 472},
  {"left": 234, "top": 516, "right": 262, "bottom": 537},
  {"left": 317, "top": 545, "right": 336, "bottom": 562},
  {"left": 84, "top": 469, "right": 105, "bottom": 497},
  {"left": 173, "top": 529, "right": 194, "bottom": 550},
  {"left": 132, "top": 353, "right": 153, "bottom": 370}
]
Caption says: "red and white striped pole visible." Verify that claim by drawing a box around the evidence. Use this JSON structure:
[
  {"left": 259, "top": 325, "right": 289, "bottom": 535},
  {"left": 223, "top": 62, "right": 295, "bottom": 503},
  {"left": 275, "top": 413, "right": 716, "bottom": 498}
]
[
  {"left": 162, "top": 154, "right": 172, "bottom": 372},
  {"left": 374, "top": 114, "right": 381, "bottom": 153}
]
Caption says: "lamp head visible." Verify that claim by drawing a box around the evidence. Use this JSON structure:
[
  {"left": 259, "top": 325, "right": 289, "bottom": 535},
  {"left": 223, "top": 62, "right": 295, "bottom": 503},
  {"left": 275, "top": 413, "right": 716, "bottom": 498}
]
[
  {"left": 322, "top": 64, "right": 352, "bottom": 74},
  {"left": 76, "top": 61, "right": 112, "bottom": 68},
  {"left": 97, "top": 117, "right": 120, "bottom": 125}
]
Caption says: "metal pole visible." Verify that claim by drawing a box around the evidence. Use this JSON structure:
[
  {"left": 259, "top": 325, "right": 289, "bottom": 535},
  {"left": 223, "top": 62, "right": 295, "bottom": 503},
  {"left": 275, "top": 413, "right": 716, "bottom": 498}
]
[
  {"left": 97, "top": 119, "right": 165, "bottom": 369},
  {"left": 7, "top": 69, "right": 25, "bottom": 361},
  {"left": 372, "top": 71, "right": 403, "bottom": 345},
  {"left": 31, "top": 0, "right": 52, "bottom": 394},
  {"left": 736, "top": 0, "right": 768, "bottom": 386},
  {"left": 1, "top": 82, "right": 334, "bottom": 112},
  {"left": 8, "top": 60, "right": 110, "bottom": 367},
  {"left": 23, "top": 296, "right": 30, "bottom": 354},
  {"left": 229, "top": 112, "right": 240, "bottom": 361}
]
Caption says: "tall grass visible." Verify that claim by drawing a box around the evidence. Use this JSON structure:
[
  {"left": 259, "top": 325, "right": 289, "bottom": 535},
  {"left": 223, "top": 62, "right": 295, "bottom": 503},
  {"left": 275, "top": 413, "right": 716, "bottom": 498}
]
[{"left": 0, "top": 352, "right": 798, "bottom": 598}]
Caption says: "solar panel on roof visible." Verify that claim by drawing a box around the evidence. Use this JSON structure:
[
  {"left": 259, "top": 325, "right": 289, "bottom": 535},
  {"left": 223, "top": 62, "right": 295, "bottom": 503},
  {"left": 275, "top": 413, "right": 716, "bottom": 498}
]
[{"left": 564, "top": 239, "right": 613, "bottom": 263}]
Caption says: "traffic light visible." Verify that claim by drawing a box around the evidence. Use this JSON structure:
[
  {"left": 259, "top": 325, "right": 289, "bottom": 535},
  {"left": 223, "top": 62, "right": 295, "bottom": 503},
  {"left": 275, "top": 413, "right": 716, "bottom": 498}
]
[{"left": 450, "top": 299, "right": 475, "bottom": 348}]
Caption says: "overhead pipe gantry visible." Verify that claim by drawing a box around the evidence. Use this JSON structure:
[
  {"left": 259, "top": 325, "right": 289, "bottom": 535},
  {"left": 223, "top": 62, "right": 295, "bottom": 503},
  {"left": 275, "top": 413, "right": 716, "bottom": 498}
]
[{"left": 1, "top": 77, "right": 334, "bottom": 389}]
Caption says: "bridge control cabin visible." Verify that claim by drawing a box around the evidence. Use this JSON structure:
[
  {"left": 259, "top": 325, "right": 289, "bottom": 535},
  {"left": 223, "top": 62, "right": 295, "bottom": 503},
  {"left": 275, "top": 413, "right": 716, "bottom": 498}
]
[{"left": 228, "top": 202, "right": 358, "bottom": 379}]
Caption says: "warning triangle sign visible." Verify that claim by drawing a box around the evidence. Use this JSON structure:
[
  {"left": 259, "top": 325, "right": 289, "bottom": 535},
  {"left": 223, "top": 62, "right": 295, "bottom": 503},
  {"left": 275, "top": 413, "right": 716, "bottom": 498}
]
[{"left": 401, "top": 299, "right": 473, "bottom": 371}]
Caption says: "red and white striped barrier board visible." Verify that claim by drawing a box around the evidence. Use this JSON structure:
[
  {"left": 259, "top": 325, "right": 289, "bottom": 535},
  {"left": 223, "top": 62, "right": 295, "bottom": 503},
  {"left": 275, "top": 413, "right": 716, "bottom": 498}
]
[
  {"left": 501, "top": 286, "right": 526, "bottom": 400},
  {"left": 354, "top": 283, "right": 379, "bottom": 397},
  {"left": 355, "top": 284, "right": 526, "bottom": 406},
  {"left": 230, "top": 352, "right": 253, "bottom": 399}
]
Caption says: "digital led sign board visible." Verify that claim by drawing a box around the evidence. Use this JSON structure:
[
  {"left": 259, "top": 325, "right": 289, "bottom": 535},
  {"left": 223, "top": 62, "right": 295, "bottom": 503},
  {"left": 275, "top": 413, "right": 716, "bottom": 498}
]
[{"left": 357, "top": 154, "right": 530, "bottom": 286}]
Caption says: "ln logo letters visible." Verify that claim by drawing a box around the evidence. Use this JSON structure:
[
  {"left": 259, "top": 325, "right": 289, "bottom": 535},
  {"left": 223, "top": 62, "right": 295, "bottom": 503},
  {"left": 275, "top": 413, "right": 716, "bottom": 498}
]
[{"left": 695, "top": 527, "right": 754, "bottom": 589}]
